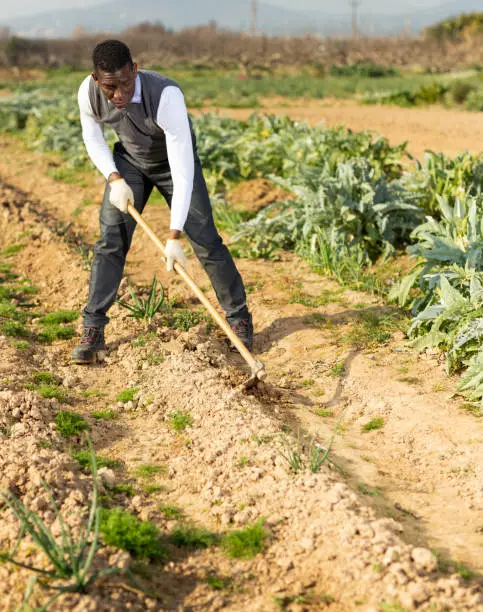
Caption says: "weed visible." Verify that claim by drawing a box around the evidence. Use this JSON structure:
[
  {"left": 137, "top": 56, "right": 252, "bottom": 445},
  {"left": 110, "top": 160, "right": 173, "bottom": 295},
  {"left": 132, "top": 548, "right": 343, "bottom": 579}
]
[
  {"left": 169, "top": 524, "right": 217, "bottom": 549},
  {"left": 168, "top": 409, "right": 193, "bottom": 433},
  {"left": 91, "top": 409, "right": 117, "bottom": 420},
  {"left": 379, "top": 600, "right": 408, "bottom": 612},
  {"left": 142, "top": 484, "right": 164, "bottom": 495},
  {"left": 0, "top": 441, "right": 141, "bottom": 608},
  {"left": 159, "top": 504, "right": 183, "bottom": 520},
  {"left": 315, "top": 408, "right": 333, "bottom": 417},
  {"left": 55, "top": 410, "right": 90, "bottom": 437},
  {"left": 236, "top": 456, "right": 249, "bottom": 468},
  {"left": 146, "top": 352, "right": 164, "bottom": 366},
  {"left": 100, "top": 508, "right": 167, "bottom": 561},
  {"left": 116, "top": 276, "right": 165, "bottom": 322},
  {"left": 27, "top": 381, "right": 66, "bottom": 402},
  {"left": 134, "top": 464, "right": 167, "bottom": 479},
  {"left": 281, "top": 431, "right": 304, "bottom": 473},
  {"left": 31, "top": 371, "right": 57, "bottom": 385},
  {"left": 38, "top": 310, "right": 78, "bottom": 325},
  {"left": 165, "top": 308, "right": 202, "bottom": 331},
  {"left": 111, "top": 484, "right": 136, "bottom": 497},
  {"left": 460, "top": 402, "right": 482, "bottom": 418},
  {"left": 362, "top": 417, "right": 384, "bottom": 432},
  {"left": 205, "top": 574, "right": 232, "bottom": 591},
  {"left": 38, "top": 324, "right": 75, "bottom": 343},
  {"left": 343, "top": 312, "right": 395, "bottom": 349},
  {"left": 328, "top": 362, "right": 345, "bottom": 377},
  {"left": 0, "top": 243, "right": 25, "bottom": 257},
  {"left": 397, "top": 376, "right": 420, "bottom": 385},
  {"left": 72, "top": 450, "right": 121, "bottom": 471},
  {"left": 221, "top": 520, "right": 267, "bottom": 559},
  {"left": 81, "top": 389, "right": 107, "bottom": 398},
  {"left": 359, "top": 484, "right": 380, "bottom": 496},
  {"left": 2, "top": 320, "right": 29, "bottom": 337},
  {"left": 72, "top": 199, "right": 95, "bottom": 217},
  {"left": 373, "top": 563, "right": 383, "bottom": 573},
  {"left": 300, "top": 379, "right": 315, "bottom": 387},
  {"left": 38, "top": 440, "right": 52, "bottom": 449},
  {"left": 116, "top": 387, "right": 139, "bottom": 403}
]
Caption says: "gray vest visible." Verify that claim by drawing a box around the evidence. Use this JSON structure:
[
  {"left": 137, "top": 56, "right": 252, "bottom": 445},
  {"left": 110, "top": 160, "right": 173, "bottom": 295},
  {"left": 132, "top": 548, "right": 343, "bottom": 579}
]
[{"left": 88, "top": 70, "right": 192, "bottom": 168}]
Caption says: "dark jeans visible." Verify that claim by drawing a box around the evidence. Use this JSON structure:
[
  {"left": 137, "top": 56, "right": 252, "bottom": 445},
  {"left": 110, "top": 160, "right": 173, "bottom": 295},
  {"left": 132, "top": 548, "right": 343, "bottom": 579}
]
[{"left": 82, "top": 144, "right": 248, "bottom": 328}]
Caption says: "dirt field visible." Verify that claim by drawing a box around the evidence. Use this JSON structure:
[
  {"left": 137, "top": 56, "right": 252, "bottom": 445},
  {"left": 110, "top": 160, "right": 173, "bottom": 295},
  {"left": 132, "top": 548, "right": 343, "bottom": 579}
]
[
  {"left": 196, "top": 100, "right": 483, "bottom": 161},
  {"left": 0, "top": 104, "right": 482, "bottom": 611}
]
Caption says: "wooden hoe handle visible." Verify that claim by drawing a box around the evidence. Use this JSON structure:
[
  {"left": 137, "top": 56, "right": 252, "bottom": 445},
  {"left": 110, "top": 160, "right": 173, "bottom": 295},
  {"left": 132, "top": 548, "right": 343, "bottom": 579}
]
[{"left": 127, "top": 204, "right": 266, "bottom": 381}]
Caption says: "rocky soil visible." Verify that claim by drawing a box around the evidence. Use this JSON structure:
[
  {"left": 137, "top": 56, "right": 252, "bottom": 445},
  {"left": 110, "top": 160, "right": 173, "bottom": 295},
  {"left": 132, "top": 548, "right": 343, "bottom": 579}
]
[{"left": 0, "top": 147, "right": 482, "bottom": 611}]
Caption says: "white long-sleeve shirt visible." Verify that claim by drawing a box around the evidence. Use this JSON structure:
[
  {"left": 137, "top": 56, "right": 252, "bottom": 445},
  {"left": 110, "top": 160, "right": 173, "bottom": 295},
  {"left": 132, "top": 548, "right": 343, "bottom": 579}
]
[{"left": 78, "top": 75, "right": 194, "bottom": 231}]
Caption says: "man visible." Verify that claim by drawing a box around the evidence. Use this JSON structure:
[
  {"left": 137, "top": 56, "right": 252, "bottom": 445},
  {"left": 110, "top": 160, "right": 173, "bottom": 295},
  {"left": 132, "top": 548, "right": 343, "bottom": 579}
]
[{"left": 72, "top": 40, "right": 253, "bottom": 364}]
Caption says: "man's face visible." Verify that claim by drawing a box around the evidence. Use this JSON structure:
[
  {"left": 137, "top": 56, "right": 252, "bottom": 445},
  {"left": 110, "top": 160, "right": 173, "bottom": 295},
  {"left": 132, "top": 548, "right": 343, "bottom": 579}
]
[{"left": 92, "top": 62, "right": 138, "bottom": 109}]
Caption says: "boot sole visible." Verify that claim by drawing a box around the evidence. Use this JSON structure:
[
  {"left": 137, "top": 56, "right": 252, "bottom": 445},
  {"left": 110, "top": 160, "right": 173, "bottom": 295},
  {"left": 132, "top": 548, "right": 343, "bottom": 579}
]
[{"left": 72, "top": 350, "right": 106, "bottom": 365}]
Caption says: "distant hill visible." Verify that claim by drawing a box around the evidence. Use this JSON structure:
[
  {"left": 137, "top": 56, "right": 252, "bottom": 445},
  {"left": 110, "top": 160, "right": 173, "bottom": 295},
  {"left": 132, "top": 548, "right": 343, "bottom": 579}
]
[{"left": 2, "top": 0, "right": 482, "bottom": 39}]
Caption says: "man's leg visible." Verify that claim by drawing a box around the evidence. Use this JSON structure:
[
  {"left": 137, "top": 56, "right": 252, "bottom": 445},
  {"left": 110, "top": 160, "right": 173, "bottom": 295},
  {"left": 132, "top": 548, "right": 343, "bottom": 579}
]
[
  {"left": 155, "top": 158, "right": 252, "bottom": 347},
  {"left": 72, "top": 152, "right": 153, "bottom": 363}
]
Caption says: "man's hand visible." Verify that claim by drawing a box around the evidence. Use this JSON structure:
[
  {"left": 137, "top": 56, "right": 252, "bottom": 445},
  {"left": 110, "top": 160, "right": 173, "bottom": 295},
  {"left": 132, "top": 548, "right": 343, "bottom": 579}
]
[
  {"left": 108, "top": 177, "right": 133, "bottom": 213},
  {"left": 165, "top": 239, "right": 186, "bottom": 272}
]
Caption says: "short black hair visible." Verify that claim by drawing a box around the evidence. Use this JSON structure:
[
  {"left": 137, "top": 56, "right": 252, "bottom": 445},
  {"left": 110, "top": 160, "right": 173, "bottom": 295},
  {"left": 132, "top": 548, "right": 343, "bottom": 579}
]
[{"left": 92, "top": 40, "right": 133, "bottom": 73}]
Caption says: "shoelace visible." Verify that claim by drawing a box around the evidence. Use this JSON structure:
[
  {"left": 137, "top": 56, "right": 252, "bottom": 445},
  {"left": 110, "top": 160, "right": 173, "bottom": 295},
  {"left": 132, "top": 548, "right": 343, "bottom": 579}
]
[
  {"left": 232, "top": 320, "right": 249, "bottom": 335},
  {"left": 80, "top": 327, "right": 101, "bottom": 345}
]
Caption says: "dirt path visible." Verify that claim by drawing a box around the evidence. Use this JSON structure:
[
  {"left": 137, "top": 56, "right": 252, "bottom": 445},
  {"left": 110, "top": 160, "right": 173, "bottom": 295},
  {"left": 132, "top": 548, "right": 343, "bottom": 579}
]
[
  {"left": 0, "top": 138, "right": 482, "bottom": 610},
  {"left": 194, "top": 100, "right": 483, "bottom": 161}
]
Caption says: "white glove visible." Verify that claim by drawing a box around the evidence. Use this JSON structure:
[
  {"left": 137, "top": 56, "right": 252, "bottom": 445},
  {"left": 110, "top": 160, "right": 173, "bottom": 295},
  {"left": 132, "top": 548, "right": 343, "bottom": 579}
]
[
  {"left": 165, "top": 239, "right": 186, "bottom": 272},
  {"left": 109, "top": 178, "right": 133, "bottom": 213}
]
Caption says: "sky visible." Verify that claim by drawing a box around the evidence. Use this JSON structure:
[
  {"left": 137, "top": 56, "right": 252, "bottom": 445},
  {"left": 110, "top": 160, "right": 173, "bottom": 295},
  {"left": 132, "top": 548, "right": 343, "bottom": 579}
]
[{"left": 0, "top": 0, "right": 456, "bottom": 22}]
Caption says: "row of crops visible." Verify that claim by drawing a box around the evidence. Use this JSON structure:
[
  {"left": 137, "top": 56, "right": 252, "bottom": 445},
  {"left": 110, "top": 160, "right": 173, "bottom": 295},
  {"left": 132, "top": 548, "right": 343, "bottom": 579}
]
[{"left": 0, "top": 90, "right": 482, "bottom": 405}]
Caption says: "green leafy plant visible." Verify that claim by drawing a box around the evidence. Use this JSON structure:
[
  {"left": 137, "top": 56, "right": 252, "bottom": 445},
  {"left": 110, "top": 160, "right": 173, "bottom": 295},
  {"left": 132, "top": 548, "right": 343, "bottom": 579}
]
[
  {"left": 221, "top": 520, "right": 267, "bottom": 559},
  {"left": 55, "top": 410, "right": 90, "bottom": 437},
  {"left": 116, "top": 387, "right": 139, "bottom": 403},
  {"left": 363, "top": 417, "right": 385, "bottom": 432},
  {"left": 116, "top": 276, "right": 165, "bottom": 322},
  {"left": 168, "top": 409, "right": 193, "bottom": 433},
  {"left": 169, "top": 524, "right": 217, "bottom": 549},
  {"left": 99, "top": 508, "right": 167, "bottom": 561}
]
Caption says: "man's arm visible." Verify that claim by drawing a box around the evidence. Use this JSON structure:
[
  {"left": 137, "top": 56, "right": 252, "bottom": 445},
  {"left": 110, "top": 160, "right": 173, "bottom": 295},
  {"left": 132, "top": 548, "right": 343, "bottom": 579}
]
[
  {"left": 78, "top": 76, "right": 119, "bottom": 182},
  {"left": 155, "top": 86, "right": 195, "bottom": 239}
]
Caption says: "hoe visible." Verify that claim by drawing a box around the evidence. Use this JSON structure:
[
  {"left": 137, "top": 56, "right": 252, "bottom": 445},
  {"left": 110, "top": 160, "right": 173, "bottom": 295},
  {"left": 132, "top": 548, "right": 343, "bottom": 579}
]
[{"left": 127, "top": 204, "right": 266, "bottom": 390}]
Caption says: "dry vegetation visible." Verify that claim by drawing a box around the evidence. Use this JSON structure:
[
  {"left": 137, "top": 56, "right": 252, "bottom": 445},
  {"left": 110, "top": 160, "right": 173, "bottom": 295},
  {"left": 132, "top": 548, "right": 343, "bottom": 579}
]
[{"left": 0, "top": 23, "right": 482, "bottom": 72}]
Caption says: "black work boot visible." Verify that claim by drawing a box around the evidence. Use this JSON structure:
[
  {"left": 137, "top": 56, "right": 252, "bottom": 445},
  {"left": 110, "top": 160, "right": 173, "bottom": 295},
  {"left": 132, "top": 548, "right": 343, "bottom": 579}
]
[
  {"left": 71, "top": 326, "right": 106, "bottom": 364},
  {"left": 228, "top": 313, "right": 254, "bottom": 352}
]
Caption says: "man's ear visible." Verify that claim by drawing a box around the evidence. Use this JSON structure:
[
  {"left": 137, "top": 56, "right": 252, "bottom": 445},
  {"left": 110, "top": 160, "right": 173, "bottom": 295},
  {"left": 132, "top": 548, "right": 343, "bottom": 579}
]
[
  {"left": 91, "top": 71, "right": 98, "bottom": 84},
  {"left": 132, "top": 63, "right": 138, "bottom": 77}
]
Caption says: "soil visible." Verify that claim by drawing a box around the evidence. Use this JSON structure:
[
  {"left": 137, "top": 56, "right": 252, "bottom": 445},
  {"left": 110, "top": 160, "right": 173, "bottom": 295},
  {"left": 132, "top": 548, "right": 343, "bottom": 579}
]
[
  {"left": 0, "top": 120, "right": 482, "bottom": 612},
  {"left": 194, "top": 100, "right": 483, "bottom": 161}
]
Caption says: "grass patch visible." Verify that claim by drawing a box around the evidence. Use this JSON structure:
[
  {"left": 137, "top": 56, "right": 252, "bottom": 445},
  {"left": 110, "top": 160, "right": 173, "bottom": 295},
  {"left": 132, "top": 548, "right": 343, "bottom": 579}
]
[
  {"left": 165, "top": 308, "right": 203, "bottom": 331},
  {"left": 55, "top": 410, "right": 90, "bottom": 437},
  {"left": 342, "top": 311, "right": 395, "bottom": 349},
  {"left": 72, "top": 199, "right": 95, "bottom": 217},
  {"left": 38, "top": 310, "right": 79, "bottom": 325},
  {"left": 168, "top": 409, "right": 193, "bottom": 433},
  {"left": 159, "top": 504, "right": 183, "bottom": 520},
  {"left": 99, "top": 508, "right": 167, "bottom": 561},
  {"left": 91, "top": 409, "right": 117, "bottom": 420},
  {"left": 142, "top": 484, "right": 164, "bottom": 495},
  {"left": 27, "top": 374, "right": 67, "bottom": 402},
  {"left": 31, "top": 371, "right": 57, "bottom": 385},
  {"left": 81, "top": 389, "right": 107, "bottom": 398},
  {"left": 328, "top": 362, "right": 345, "bottom": 377},
  {"left": 116, "top": 387, "right": 139, "bottom": 403},
  {"left": 221, "top": 520, "right": 267, "bottom": 559},
  {"left": 72, "top": 450, "right": 121, "bottom": 471},
  {"left": 0, "top": 243, "right": 25, "bottom": 257},
  {"left": 362, "top": 417, "right": 385, "bottom": 432},
  {"left": 169, "top": 524, "right": 217, "bottom": 549},
  {"left": 37, "top": 323, "right": 75, "bottom": 343},
  {"left": 12, "top": 340, "right": 30, "bottom": 350},
  {"left": 205, "top": 574, "right": 232, "bottom": 591},
  {"left": 2, "top": 320, "right": 29, "bottom": 337},
  {"left": 358, "top": 484, "right": 380, "bottom": 496},
  {"left": 111, "top": 484, "right": 136, "bottom": 497},
  {"left": 315, "top": 408, "right": 333, "bottom": 417},
  {"left": 134, "top": 464, "right": 167, "bottom": 479}
]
